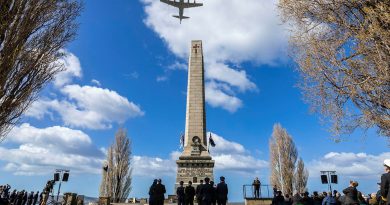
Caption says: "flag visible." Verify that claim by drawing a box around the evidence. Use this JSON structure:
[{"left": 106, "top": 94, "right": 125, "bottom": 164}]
[
  {"left": 209, "top": 133, "right": 216, "bottom": 147},
  {"left": 179, "top": 133, "right": 184, "bottom": 149}
]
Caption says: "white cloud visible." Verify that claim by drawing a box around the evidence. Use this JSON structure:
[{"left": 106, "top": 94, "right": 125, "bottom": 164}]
[
  {"left": 0, "top": 124, "right": 104, "bottom": 175},
  {"left": 91, "top": 79, "right": 101, "bottom": 86},
  {"left": 26, "top": 85, "right": 145, "bottom": 130},
  {"left": 156, "top": 76, "right": 168, "bottom": 82},
  {"left": 168, "top": 61, "right": 187, "bottom": 70},
  {"left": 308, "top": 152, "right": 390, "bottom": 179},
  {"left": 141, "top": 0, "right": 286, "bottom": 111},
  {"left": 133, "top": 151, "right": 180, "bottom": 177},
  {"left": 206, "top": 62, "right": 256, "bottom": 92},
  {"left": 205, "top": 82, "right": 243, "bottom": 113},
  {"left": 54, "top": 50, "right": 82, "bottom": 87},
  {"left": 131, "top": 133, "right": 267, "bottom": 176}
]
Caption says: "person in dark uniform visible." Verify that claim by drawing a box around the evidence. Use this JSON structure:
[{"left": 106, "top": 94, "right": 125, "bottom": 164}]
[
  {"left": 27, "top": 191, "right": 34, "bottom": 205},
  {"left": 216, "top": 176, "right": 228, "bottom": 205},
  {"left": 201, "top": 178, "right": 214, "bottom": 205},
  {"left": 149, "top": 179, "right": 157, "bottom": 205},
  {"left": 154, "top": 179, "right": 166, "bottom": 205},
  {"left": 343, "top": 181, "right": 359, "bottom": 205},
  {"left": 196, "top": 180, "right": 204, "bottom": 205},
  {"left": 381, "top": 160, "right": 390, "bottom": 205},
  {"left": 9, "top": 190, "right": 17, "bottom": 204},
  {"left": 252, "top": 177, "right": 261, "bottom": 198},
  {"left": 185, "top": 181, "right": 195, "bottom": 205},
  {"left": 177, "top": 181, "right": 185, "bottom": 205},
  {"left": 33, "top": 191, "right": 39, "bottom": 205},
  {"left": 22, "top": 191, "right": 28, "bottom": 205},
  {"left": 273, "top": 185, "right": 278, "bottom": 197},
  {"left": 210, "top": 181, "right": 216, "bottom": 205},
  {"left": 272, "top": 191, "right": 284, "bottom": 205}
]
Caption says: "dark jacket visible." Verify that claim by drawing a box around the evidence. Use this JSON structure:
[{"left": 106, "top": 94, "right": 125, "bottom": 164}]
[
  {"left": 196, "top": 184, "right": 203, "bottom": 200},
  {"left": 252, "top": 180, "right": 261, "bottom": 190},
  {"left": 381, "top": 173, "right": 390, "bottom": 205},
  {"left": 343, "top": 187, "right": 359, "bottom": 205},
  {"left": 185, "top": 185, "right": 195, "bottom": 200},
  {"left": 200, "top": 183, "right": 214, "bottom": 202},
  {"left": 216, "top": 182, "right": 228, "bottom": 201},
  {"left": 154, "top": 184, "right": 166, "bottom": 201},
  {"left": 272, "top": 195, "right": 285, "bottom": 205},
  {"left": 177, "top": 186, "right": 185, "bottom": 200}
]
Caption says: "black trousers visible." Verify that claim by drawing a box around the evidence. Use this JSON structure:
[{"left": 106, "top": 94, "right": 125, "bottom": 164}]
[
  {"left": 254, "top": 188, "right": 260, "bottom": 198},
  {"left": 217, "top": 200, "right": 227, "bottom": 205},
  {"left": 185, "top": 199, "right": 194, "bottom": 205}
]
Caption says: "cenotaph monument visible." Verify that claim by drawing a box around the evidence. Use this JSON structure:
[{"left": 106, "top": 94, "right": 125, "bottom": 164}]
[{"left": 175, "top": 40, "right": 214, "bottom": 189}]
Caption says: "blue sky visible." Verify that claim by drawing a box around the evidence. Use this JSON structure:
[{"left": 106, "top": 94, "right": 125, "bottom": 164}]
[{"left": 0, "top": 0, "right": 389, "bottom": 202}]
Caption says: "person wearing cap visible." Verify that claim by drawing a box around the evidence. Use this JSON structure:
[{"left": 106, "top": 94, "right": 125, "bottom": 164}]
[
  {"left": 380, "top": 159, "right": 390, "bottom": 205},
  {"left": 343, "top": 180, "right": 359, "bottom": 205},
  {"left": 185, "top": 181, "right": 195, "bottom": 205},
  {"left": 216, "top": 176, "right": 228, "bottom": 205}
]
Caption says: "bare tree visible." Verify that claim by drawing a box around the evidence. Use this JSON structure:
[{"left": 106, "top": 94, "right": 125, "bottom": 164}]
[
  {"left": 294, "top": 158, "right": 309, "bottom": 193},
  {"left": 269, "top": 123, "right": 298, "bottom": 195},
  {"left": 278, "top": 0, "right": 390, "bottom": 137},
  {"left": 99, "top": 128, "right": 132, "bottom": 203},
  {"left": 0, "top": 0, "right": 82, "bottom": 141}
]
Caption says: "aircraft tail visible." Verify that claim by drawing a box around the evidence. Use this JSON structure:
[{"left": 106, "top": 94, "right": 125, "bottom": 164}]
[{"left": 173, "top": 15, "right": 190, "bottom": 19}]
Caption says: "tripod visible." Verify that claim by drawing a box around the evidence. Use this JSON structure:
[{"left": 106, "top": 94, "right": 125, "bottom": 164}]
[{"left": 45, "top": 189, "right": 61, "bottom": 205}]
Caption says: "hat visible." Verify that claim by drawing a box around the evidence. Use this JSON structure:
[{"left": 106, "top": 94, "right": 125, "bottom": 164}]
[{"left": 384, "top": 159, "right": 390, "bottom": 167}]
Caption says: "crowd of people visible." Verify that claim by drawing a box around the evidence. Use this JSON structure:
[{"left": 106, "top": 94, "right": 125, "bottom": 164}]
[
  {"left": 149, "top": 176, "right": 228, "bottom": 205},
  {"left": 270, "top": 159, "right": 390, "bottom": 205},
  {"left": 0, "top": 185, "right": 41, "bottom": 205}
]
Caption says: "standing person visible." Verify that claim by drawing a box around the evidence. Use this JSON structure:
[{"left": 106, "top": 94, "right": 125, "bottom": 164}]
[
  {"left": 177, "top": 181, "right": 185, "bottom": 205},
  {"left": 274, "top": 185, "right": 278, "bottom": 197},
  {"left": 301, "top": 192, "right": 313, "bottom": 205},
  {"left": 200, "top": 178, "right": 213, "bottom": 205},
  {"left": 272, "top": 191, "right": 285, "bottom": 205},
  {"left": 253, "top": 178, "right": 261, "bottom": 199},
  {"left": 16, "top": 191, "right": 23, "bottom": 205},
  {"left": 154, "top": 179, "right": 166, "bottom": 205},
  {"left": 149, "top": 179, "right": 157, "bottom": 205},
  {"left": 322, "top": 192, "right": 337, "bottom": 205},
  {"left": 292, "top": 191, "right": 302, "bottom": 205},
  {"left": 33, "top": 191, "right": 39, "bottom": 205},
  {"left": 185, "top": 181, "right": 195, "bottom": 205},
  {"left": 10, "top": 190, "right": 17, "bottom": 204},
  {"left": 210, "top": 181, "right": 216, "bottom": 205},
  {"left": 343, "top": 181, "right": 359, "bottom": 205},
  {"left": 38, "top": 191, "right": 43, "bottom": 205},
  {"left": 285, "top": 194, "right": 293, "bottom": 205},
  {"left": 22, "top": 191, "right": 27, "bottom": 205},
  {"left": 216, "top": 176, "right": 228, "bottom": 205},
  {"left": 27, "top": 192, "right": 34, "bottom": 205},
  {"left": 196, "top": 180, "right": 204, "bottom": 205},
  {"left": 313, "top": 192, "right": 322, "bottom": 205},
  {"left": 381, "top": 160, "right": 390, "bottom": 205}
]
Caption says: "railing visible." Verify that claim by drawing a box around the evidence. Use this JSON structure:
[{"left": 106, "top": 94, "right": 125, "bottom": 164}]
[{"left": 243, "top": 184, "right": 272, "bottom": 199}]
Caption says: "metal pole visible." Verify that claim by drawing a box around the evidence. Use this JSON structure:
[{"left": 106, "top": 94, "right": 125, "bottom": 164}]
[{"left": 56, "top": 181, "right": 62, "bottom": 201}]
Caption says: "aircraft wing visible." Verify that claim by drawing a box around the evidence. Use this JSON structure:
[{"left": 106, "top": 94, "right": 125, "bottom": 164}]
[
  {"left": 160, "top": 0, "right": 203, "bottom": 8},
  {"left": 160, "top": 0, "right": 181, "bottom": 8},
  {"left": 183, "top": 2, "right": 203, "bottom": 8}
]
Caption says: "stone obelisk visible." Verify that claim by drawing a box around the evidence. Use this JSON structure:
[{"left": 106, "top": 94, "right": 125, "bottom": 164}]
[{"left": 175, "top": 40, "right": 214, "bottom": 190}]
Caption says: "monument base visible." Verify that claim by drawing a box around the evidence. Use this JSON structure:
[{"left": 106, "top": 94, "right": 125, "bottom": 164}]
[{"left": 175, "top": 156, "right": 214, "bottom": 191}]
